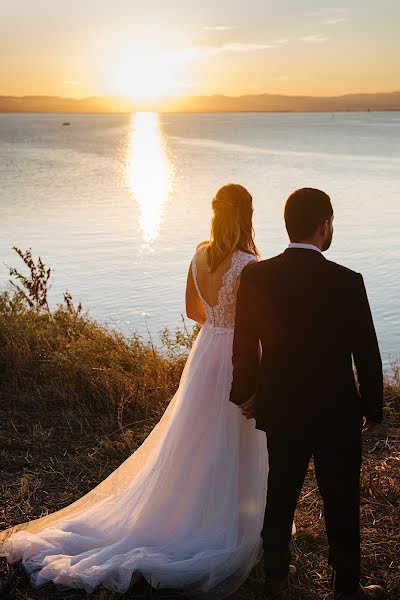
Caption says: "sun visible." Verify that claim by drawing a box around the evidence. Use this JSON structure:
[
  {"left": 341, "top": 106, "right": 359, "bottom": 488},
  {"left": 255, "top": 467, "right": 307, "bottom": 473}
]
[{"left": 110, "top": 49, "right": 181, "bottom": 102}]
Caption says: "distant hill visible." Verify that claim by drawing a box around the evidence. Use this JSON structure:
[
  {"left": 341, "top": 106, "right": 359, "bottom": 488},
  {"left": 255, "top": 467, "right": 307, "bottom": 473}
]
[{"left": 1, "top": 91, "right": 400, "bottom": 113}]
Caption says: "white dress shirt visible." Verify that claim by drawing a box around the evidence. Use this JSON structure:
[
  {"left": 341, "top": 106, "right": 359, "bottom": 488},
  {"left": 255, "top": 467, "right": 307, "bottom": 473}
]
[{"left": 287, "top": 243, "right": 321, "bottom": 253}]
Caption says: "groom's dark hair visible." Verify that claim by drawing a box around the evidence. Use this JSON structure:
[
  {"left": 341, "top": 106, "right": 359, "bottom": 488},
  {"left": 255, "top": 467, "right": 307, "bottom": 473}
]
[{"left": 284, "top": 188, "right": 333, "bottom": 241}]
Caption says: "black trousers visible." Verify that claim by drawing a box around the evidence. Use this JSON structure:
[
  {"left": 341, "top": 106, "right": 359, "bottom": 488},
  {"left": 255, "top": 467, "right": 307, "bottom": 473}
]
[{"left": 261, "top": 419, "right": 362, "bottom": 593}]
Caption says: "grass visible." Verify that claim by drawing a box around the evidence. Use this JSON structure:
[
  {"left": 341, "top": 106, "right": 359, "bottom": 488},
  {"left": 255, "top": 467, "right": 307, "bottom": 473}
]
[{"left": 0, "top": 249, "right": 399, "bottom": 599}]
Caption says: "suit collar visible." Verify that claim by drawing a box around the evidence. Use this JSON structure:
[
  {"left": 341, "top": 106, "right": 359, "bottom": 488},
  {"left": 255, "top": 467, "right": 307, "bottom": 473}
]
[
  {"left": 283, "top": 247, "right": 326, "bottom": 260},
  {"left": 287, "top": 242, "right": 321, "bottom": 253}
]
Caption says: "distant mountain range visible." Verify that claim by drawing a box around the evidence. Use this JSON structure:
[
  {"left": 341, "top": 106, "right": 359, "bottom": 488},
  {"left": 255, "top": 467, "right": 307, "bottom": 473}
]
[{"left": 1, "top": 91, "right": 400, "bottom": 113}]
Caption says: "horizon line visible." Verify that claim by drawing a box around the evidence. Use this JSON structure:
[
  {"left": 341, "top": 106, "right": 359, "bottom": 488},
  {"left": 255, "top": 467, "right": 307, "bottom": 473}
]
[{"left": 1, "top": 90, "right": 400, "bottom": 101}]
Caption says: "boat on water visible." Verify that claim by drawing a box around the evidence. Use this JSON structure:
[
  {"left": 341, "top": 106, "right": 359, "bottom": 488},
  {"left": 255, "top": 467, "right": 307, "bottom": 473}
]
[{"left": 62, "top": 121, "right": 71, "bottom": 126}]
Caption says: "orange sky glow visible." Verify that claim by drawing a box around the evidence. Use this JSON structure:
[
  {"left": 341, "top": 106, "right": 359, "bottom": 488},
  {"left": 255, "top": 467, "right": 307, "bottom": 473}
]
[{"left": 1, "top": 1, "right": 399, "bottom": 108}]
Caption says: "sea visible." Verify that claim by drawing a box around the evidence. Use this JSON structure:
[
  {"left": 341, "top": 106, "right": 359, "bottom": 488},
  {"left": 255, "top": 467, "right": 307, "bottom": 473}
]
[{"left": 0, "top": 111, "right": 399, "bottom": 367}]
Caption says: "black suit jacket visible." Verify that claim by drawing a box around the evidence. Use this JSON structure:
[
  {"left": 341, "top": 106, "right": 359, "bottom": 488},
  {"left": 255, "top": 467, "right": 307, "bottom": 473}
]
[{"left": 229, "top": 248, "right": 383, "bottom": 432}]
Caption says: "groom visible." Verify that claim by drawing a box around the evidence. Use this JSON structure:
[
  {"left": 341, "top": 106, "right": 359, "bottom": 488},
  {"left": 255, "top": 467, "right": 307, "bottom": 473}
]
[{"left": 230, "top": 188, "right": 384, "bottom": 599}]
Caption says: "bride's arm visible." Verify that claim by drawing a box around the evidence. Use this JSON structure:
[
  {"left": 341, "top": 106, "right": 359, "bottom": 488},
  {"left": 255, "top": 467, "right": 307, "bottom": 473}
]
[
  {"left": 230, "top": 264, "right": 260, "bottom": 406},
  {"left": 185, "top": 263, "right": 206, "bottom": 325}
]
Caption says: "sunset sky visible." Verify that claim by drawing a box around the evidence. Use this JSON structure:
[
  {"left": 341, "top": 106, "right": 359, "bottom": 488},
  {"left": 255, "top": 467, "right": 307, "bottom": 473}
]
[{"left": 1, "top": 0, "right": 399, "bottom": 101}]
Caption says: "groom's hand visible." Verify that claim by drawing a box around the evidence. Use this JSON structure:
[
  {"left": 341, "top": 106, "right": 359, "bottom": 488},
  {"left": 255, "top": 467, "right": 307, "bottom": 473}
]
[
  {"left": 240, "top": 394, "right": 256, "bottom": 419},
  {"left": 362, "top": 417, "right": 380, "bottom": 433}
]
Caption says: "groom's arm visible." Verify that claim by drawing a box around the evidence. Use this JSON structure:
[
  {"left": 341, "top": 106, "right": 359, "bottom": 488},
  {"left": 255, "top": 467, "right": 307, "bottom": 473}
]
[
  {"left": 229, "top": 264, "right": 260, "bottom": 406},
  {"left": 351, "top": 273, "right": 383, "bottom": 424}
]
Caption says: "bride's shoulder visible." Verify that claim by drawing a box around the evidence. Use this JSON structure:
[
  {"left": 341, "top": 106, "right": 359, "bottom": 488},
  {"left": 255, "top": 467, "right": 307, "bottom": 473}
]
[
  {"left": 235, "top": 249, "right": 259, "bottom": 264},
  {"left": 193, "top": 240, "right": 209, "bottom": 258},
  {"left": 196, "top": 240, "right": 209, "bottom": 251}
]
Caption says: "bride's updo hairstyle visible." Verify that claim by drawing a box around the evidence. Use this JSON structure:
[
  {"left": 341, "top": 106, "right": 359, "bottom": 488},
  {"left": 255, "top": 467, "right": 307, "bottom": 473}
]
[{"left": 199, "top": 183, "right": 259, "bottom": 272}]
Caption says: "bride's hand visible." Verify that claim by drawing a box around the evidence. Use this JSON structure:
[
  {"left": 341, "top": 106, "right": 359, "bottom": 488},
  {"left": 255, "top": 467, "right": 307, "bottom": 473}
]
[{"left": 240, "top": 394, "right": 256, "bottom": 419}]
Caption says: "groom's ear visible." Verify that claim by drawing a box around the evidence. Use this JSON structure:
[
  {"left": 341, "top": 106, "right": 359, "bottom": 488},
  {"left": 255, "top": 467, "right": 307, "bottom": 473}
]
[{"left": 321, "top": 219, "right": 330, "bottom": 235}]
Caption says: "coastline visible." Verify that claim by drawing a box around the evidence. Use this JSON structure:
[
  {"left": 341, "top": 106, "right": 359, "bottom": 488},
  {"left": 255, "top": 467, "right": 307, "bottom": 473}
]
[{"left": 1, "top": 91, "right": 400, "bottom": 114}]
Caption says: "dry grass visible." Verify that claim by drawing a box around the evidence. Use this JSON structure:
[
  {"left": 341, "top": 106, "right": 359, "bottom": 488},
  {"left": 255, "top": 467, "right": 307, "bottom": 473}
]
[{"left": 0, "top": 286, "right": 398, "bottom": 599}]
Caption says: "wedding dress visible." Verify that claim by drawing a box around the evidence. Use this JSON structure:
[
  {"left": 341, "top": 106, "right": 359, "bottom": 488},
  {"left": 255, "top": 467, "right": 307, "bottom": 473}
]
[{"left": 0, "top": 250, "right": 269, "bottom": 597}]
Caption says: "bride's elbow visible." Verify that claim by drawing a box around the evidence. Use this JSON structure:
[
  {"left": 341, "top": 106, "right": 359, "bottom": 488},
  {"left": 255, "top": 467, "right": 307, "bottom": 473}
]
[
  {"left": 186, "top": 309, "right": 197, "bottom": 322},
  {"left": 186, "top": 309, "right": 203, "bottom": 325},
  {"left": 186, "top": 301, "right": 198, "bottom": 322},
  {"left": 185, "top": 302, "right": 193, "bottom": 320}
]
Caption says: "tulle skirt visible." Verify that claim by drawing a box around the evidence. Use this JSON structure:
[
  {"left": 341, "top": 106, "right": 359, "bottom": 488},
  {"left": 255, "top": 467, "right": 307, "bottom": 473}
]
[{"left": 0, "top": 324, "right": 269, "bottom": 597}]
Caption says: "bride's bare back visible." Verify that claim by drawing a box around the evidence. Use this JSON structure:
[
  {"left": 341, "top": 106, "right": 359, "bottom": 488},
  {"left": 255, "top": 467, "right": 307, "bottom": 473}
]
[
  {"left": 195, "top": 246, "right": 236, "bottom": 308},
  {"left": 186, "top": 245, "right": 257, "bottom": 327}
]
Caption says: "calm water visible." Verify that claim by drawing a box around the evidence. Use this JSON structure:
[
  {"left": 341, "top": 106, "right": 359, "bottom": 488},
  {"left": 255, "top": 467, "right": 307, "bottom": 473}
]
[{"left": 0, "top": 112, "right": 399, "bottom": 367}]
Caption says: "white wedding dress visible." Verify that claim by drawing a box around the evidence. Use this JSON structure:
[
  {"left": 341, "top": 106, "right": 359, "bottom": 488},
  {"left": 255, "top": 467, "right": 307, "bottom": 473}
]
[{"left": 0, "top": 250, "right": 269, "bottom": 597}]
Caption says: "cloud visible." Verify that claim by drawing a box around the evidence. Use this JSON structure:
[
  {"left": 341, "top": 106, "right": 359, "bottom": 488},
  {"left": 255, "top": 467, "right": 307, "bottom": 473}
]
[
  {"left": 322, "top": 17, "right": 349, "bottom": 25},
  {"left": 187, "top": 40, "right": 288, "bottom": 59},
  {"left": 310, "top": 7, "right": 347, "bottom": 17},
  {"left": 301, "top": 34, "right": 329, "bottom": 44},
  {"left": 63, "top": 80, "right": 80, "bottom": 85},
  {"left": 203, "top": 25, "right": 238, "bottom": 31},
  {"left": 177, "top": 38, "right": 290, "bottom": 63},
  {"left": 220, "top": 42, "right": 277, "bottom": 52},
  {"left": 308, "top": 7, "right": 349, "bottom": 26}
]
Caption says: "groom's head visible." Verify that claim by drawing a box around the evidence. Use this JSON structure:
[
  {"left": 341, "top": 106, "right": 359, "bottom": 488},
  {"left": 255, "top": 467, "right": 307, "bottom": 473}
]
[{"left": 284, "top": 188, "right": 334, "bottom": 251}]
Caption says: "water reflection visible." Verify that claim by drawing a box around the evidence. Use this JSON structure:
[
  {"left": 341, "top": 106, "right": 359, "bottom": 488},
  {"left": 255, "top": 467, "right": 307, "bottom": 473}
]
[{"left": 126, "top": 112, "right": 172, "bottom": 244}]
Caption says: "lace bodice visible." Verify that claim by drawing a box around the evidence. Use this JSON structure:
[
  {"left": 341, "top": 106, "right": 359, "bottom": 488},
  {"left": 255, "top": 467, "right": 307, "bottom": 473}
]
[{"left": 191, "top": 250, "right": 257, "bottom": 332}]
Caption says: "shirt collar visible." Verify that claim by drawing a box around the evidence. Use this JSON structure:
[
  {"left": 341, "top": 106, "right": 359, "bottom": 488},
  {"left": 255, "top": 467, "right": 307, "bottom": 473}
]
[{"left": 287, "top": 243, "right": 321, "bottom": 253}]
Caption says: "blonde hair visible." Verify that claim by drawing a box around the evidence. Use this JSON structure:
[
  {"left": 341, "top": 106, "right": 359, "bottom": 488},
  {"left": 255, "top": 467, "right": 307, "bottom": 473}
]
[{"left": 197, "top": 183, "right": 259, "bottom": 272}]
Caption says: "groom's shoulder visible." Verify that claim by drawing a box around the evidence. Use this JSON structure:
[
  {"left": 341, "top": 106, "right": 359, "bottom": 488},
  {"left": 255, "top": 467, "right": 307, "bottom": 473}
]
[
  {"left": 246, "top": 253, "right": 362, "bottom": 282},
  {"left": 323, "top": 257, "right": 362, "bottom": 282},
  {"left": 241, "top": 254, "right": 283, "bottom": 280}
]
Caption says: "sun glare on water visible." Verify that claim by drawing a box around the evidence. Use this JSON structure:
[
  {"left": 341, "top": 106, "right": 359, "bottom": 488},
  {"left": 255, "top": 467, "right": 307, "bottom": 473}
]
[{"left": 126, "top": 112, "right": 173, "bottom": 245}]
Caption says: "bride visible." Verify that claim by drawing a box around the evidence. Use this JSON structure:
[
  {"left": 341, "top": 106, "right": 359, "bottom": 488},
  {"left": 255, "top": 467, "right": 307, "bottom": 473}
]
[{"left": 0, "top": 183, "right": 269, "bottom": 597}]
